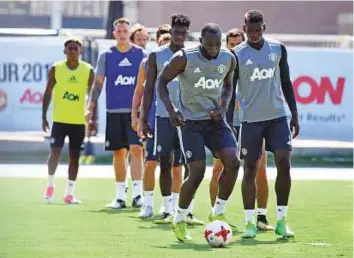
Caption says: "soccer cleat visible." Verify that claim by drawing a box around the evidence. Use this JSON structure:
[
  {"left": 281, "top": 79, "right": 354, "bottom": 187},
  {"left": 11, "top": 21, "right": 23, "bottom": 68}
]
[
  {"left": 79, "top": 155, "right": 86, "bottom": 165},
  {"left": 132, "top": 195, "right": 143, "bottom": 208},
  {"left": 63, "top": 195, "right": 82, "bottom": 204},
  {"left": 85, "top": 155, "right": 95, "bottom": 165},
  {"left": 44, "top": 186, "right": 54, "bottom": 204},
  {"left": 257, "top": 215, "right": 275, "bottom": 231},
  {"left": 171, "top": 221, "right": 192, "bottom": 242},
  {"left": 241, "top": 222, "right": 257, "bottom": 239},
  {"left": 275, "top": 218, "right": 295, "bottom": 239},
  {"left": 154, "top": 212, "right": 173, "bottom": 224},
  {"left": 186, "top": 213, "right": 204, "bottom": 225},
  {"left": 105, "top": 199, "right": 126, "bottom": 209},
  {"left": 209, "top": 213, "right": 239, "bottom": 232},
  {"left": 138, "top": 205, "right": 154, "bottom": 219}
]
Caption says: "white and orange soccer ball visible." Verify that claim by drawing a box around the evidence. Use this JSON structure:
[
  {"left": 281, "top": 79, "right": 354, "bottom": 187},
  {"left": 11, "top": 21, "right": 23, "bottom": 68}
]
[{"left": 204, "top": 220, "right": 232, "bottom": 248}]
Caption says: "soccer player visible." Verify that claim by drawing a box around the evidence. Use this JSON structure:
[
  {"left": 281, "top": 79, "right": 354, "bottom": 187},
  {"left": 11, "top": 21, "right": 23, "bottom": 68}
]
[
  {"left": 131, "top": 25, "right": 171, "bottom": 219},
  {"left": 158, "top": 33, "right": 172, "bottom": 46},
  {"left": 210, "top": 29, "right": 244, "bottom": 207},
  {"left": 140, "top": 15, "right": 203, "bottom": 225},
  {"left": 210, "top": 28, "right": 274, "bottom": 230},
  {"left": 124, "top": 23, "right": 149, "bottom": 192},
  {"left": 86, "top": 18, "right": 146, "bottom": 209},
  {"left": 42, "top": 37, "right": 94, "bottom": 204},
  {"left": 157, "top": 23, "right": 240, "bottom": 242},
  {"left": 130, "top": 23, "right": 149, "bottom": 49},
  {"left": 231, "top": 10, "right": 299, "bottom": 239}
]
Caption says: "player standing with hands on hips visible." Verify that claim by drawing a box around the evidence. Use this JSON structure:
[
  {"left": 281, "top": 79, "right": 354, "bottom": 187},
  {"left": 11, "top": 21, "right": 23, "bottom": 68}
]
[
  {"left": 86, "top": 18, "right": 146, "bottom": 209},
  {"left": 230, "top": 10, "right": 300, "bottom": 239}
]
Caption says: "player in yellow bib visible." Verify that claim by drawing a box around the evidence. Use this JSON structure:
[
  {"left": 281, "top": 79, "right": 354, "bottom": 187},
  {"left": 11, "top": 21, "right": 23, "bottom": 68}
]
[{"left": 42, "top": 38, "right": 94, "bottom": 204}]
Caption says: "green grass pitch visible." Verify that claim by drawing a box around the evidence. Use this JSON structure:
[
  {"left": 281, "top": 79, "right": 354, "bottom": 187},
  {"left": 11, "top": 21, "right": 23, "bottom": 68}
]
[{"left": 0, "top": 178, "right": 352, "bottom": 258}]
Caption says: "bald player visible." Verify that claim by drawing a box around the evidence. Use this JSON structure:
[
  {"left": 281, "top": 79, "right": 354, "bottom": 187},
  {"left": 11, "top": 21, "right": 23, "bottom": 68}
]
[{"left": 157, "top": 23, "right": 241, "bottom": 242}]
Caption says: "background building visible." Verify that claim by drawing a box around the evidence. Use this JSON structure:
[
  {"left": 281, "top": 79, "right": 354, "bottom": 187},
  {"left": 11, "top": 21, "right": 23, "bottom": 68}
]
[{"left": 0, "top": 1, "right": 352, "bottom": 35}]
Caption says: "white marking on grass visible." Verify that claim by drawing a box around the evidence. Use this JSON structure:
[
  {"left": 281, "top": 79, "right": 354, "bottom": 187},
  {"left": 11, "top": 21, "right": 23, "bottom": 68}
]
[{"left": 306, "top": 242, "right": 331, "bottom": 246}]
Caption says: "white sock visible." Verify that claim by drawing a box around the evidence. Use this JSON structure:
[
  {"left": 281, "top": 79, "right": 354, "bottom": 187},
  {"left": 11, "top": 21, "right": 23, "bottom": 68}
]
[
  {"left": 162, "top": 195, "right": 172, "bottom": 214},
  {"left": 48, "top": 175, "right": 55, "bottom": 187},
  {"left": 171, "top": 192, "right": 179, "bottom": 214},
  {"left": 244, "top": 210, "right": 255, "bottom": 223},
  {"left": 174, "top": 207, "right": 187, "bottom": 224},
  {"left": 257, "top": 208, "right": 267, "bottom": 216},
  {"left": 277, "top": 206, "right": 288, "bottom": 220},
  {"left": 132, "top": 180, "right": 142, "bottom": 199},
  {"left": 212, "top": 197, "right": 227, "bottom": 216},
  {"left": 144, "top": 191, "right": 154, "bottom": 208},
  {"left": 65, "top": 180, "right": 75, "bottom": 196},
  {"left": 125, "top": 178, "right": 129, "bottom": 188},
  {"left": 187, "top": 198, "right": 195, "bottom": 215},
  {"left": 116, "top": 182, "right": 126, "bottom": 201}
]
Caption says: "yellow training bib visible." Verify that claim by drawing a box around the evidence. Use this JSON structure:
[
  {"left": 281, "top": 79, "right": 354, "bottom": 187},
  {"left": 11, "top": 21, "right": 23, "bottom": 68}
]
[{"left": 52, "top": 60, "right": 92, "bottom": 125}]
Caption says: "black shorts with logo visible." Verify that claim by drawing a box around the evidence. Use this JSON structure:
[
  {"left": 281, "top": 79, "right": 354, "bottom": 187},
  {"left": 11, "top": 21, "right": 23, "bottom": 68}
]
[
  {"left": 50, "top": 122, "right": 85, "bottom": 150},
  {"left": 239, "top": 116, "right": 292, "bottom": 159},
  {"left": 179, "top": 119, "right": 237, "bottom": 163},
  {"left": 105, "top": 112, "right": 142, "bottom": 151}
]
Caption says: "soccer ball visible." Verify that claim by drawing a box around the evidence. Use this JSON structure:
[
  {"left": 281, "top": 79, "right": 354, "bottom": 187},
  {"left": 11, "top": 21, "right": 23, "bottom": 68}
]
[{"left": 204, "top": 220, "right": 232, "bottom": 248}]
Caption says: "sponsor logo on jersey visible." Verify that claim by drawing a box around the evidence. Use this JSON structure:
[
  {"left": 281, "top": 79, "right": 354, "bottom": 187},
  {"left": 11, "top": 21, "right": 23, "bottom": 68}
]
[
  {"left": 118, "top": 58, "right": 132, "bottom": 67},
  {"left": 245, "top": 59, "right": 253, "bottom": 65},
  {"left": 250, "top": 68, "right": 275, "bottom": 82},
  {"left": 63, "top": 91, "right": 79, "bottom": 101},
  {"left": 67, "top": 76, "right": 78, "bottom": 83},
  {"left": 194, "top": 77, "right": 223, "bottom": 89},
  {"left": 114, "top": 75, "right": 136, "bottom": 86}
]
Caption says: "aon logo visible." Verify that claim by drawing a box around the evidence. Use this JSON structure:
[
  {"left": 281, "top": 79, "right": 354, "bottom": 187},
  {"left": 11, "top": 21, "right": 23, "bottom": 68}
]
[
  {"left": 115, "top": 75, "right": 136, "bottom": 86},
  {"left": 194, "top": 77, "right": 222, "bottom": 89},
  {"left": 63, "top": 91, "right": 79, "bottom": 101},
  {"left": 250, "top": 68, "right": 275, "bottom": 82}
]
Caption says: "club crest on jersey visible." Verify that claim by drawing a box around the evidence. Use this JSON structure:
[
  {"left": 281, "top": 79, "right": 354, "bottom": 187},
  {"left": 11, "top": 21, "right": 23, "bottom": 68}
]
[
  {"left": 269, "top": 52, "right": 277, "bottom": 62},
  {"left": 217, "top": 64, "right": 226, "bottom": 74}
]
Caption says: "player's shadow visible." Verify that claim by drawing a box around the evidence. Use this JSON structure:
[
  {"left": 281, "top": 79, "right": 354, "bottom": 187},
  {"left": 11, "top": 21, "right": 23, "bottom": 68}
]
[
  {"left": 153, "top": 243, "right": 213, "bottom": 252},
  {"left": 231, "top": 238, "right": 293, "bottom": 246},
  {"left": 87, "top": 208, "right": 139, "bottom": 214},
  {"left": 137, "top": 223, "right": 172, "bottom": 232}
]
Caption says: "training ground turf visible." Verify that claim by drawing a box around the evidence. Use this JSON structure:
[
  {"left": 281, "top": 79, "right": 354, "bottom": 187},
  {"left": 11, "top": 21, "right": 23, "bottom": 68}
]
[{"left": 0, "top": 176, "right": 352, "bottom": 258}]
